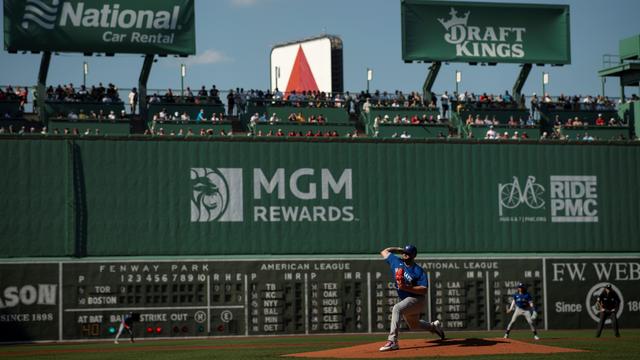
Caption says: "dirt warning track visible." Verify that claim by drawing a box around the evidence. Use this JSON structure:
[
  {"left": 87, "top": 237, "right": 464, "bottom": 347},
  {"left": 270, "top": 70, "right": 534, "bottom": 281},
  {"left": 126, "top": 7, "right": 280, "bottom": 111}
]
[{"left": 285, "top": 337, "right": 586, "bottom": 358}]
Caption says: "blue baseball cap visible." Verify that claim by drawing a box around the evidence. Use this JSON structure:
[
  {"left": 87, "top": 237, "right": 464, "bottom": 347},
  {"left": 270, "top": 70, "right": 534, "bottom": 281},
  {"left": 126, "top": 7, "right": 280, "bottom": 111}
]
[{"left": 403, "top": 244, "right": 418, "bottom": 258}]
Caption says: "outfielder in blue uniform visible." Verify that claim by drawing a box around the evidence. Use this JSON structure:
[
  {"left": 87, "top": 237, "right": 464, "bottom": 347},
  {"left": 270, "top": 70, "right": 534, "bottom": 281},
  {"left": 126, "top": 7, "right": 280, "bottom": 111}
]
[
  {"left": 114, "top": 312, "right": 136, "bottom": 344},
  {"left": 378, "top": 245, "right": 445, "bottom": 352},
  {"left": 504, "top": 283, "right": 539, "bottom": 340}
]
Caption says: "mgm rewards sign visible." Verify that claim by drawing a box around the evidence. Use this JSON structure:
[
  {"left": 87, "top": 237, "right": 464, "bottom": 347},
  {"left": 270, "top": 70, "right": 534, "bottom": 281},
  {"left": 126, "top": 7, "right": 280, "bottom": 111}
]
[
  {"left": 3, "top": 0, "right": 195, "bottom": 55},
  {"left": 401, "top": 0, "right": 570, "bottom": 64}
]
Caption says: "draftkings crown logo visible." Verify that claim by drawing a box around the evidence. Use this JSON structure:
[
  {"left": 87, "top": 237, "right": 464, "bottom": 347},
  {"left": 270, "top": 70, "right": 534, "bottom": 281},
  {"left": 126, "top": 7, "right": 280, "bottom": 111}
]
[
  {"left": 437, "top": 7, "right": 526, "bottom": 59},
  {"left": 437, "top": 8, "right": 470, "bottom": 30}
]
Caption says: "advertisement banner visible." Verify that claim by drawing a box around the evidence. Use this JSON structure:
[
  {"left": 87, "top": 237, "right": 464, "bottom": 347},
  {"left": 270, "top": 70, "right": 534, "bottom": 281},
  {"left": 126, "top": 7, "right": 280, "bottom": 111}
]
[
  {"left": 546, "top": 258, "right": 640, "bottom": 330},
  {"left": 401, "top": 0, "right": 571, "bottom": 64},
  {"left": 0, "top": 263, "right": 60, "bottom": 342},
  {"left": 1, "top": 140, "right": 640, "bottom": 256},
  {"left": 3, "top": 0, "right": 195, "bottom": 55}
]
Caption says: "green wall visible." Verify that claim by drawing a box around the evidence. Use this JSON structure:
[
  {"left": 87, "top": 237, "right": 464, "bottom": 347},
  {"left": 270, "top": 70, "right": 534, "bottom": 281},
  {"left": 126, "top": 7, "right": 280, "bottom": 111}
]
[{"left": 1, "top": 137, "right": 639, "bottom": 257}]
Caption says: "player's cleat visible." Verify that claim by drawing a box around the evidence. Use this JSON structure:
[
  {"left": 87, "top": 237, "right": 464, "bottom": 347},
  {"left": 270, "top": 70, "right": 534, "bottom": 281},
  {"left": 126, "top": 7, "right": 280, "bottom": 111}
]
[
  {"left": 503, "top": 334, "right": 509, "bottom": 339},
  {"left": 379, "top": 340, "right": 399, "bottom": 352},
  {"left": 432, "top": 320, "right": 445, "bottom": 340},
  {"left": 114, "top": 340, "right": 119, "bottom": 344},
  {"left": 534, "top": 335, "right": 540, "bottom": 340}
]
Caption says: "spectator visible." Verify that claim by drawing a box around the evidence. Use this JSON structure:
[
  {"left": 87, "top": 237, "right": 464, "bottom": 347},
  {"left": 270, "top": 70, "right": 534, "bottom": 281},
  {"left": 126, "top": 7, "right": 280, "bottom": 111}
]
[
  {"left": 149, "top": 93, "right": 161, "bottom": 104},
  {"left": 595, "top": 114, "right": 605, "bottom": 126},
  {"left": 485, "top": 125, "right": 497, "bottom": 139},
  {"left": 227, "top": 90, "right": 235, "bottom": 115},
  {"left": 128, "top": 87, "right": 138, "bottom": 114},
  {"left": 440, "top": 91, "right": 450, "bottom": 118},
  {"left": 196, "top": 109, "right": 205, "bottom": 122}
]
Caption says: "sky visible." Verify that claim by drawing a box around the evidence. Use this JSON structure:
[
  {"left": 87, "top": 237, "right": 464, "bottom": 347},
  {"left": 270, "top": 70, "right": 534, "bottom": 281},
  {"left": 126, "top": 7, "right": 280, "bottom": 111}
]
[{"left": 1, "top": 0, "right": 639, "bottom": 98}]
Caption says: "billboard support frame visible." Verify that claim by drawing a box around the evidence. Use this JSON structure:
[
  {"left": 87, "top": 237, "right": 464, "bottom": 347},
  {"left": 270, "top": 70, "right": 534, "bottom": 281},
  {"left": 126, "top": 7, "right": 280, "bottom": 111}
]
[
  {"left": 37, "top": 51, "right": 51, "bottom": 124},
  {"left": 513, "top": 63, "right": 532, "bottom": 100},
  {"left": 138, "top": 54, "right": 155, "bottom": 124},
  {"left": 422, "top": 62, "right": 441, "bottom": 104}
]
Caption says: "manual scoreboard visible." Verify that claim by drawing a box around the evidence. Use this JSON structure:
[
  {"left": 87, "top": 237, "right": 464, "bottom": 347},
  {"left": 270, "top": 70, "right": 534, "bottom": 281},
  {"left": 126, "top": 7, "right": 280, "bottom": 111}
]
[{"left": 1, "top": 258, "right": 639, "bottom": 342}]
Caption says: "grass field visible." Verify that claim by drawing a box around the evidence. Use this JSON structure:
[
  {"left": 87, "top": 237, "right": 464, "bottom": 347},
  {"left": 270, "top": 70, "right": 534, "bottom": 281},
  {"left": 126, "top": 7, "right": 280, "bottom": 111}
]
[{"left": 1, "top": 329, "right": 638, "bottom": 360}]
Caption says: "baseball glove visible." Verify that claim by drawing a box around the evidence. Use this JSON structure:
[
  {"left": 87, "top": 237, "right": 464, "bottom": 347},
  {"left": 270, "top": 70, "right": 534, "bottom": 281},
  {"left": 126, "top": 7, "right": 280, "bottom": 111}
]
[{"left": 395, "top": 268, "right": 405, "bottom": 286}]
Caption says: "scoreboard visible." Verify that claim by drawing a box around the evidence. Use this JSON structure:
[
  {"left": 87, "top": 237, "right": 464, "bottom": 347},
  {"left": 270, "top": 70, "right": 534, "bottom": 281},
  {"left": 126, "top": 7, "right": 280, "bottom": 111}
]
[{"left": 1, "top": 257, "right": 639, "bottom": 342}]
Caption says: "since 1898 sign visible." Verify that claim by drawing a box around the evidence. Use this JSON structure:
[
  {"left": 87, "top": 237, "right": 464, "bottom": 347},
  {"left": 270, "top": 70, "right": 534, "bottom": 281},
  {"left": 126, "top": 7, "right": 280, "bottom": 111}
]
[
  {"left": 3, "top": 0, "right": 195, "bottom": 55},
  {"left": 401, "top": 0, "right": 570, "bottom": 64}
]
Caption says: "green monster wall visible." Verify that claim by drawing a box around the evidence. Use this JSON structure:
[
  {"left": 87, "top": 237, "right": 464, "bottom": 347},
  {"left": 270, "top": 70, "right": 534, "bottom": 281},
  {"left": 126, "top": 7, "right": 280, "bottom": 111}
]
[{"left": 1, "top": 137, "right": 638, "bottom": 257}]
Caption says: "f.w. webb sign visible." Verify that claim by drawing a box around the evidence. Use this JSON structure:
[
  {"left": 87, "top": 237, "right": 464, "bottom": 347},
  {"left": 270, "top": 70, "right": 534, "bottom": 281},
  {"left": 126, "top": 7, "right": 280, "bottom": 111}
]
[{"left": 401, "top": 0, "right": 571, "bottom": 64}]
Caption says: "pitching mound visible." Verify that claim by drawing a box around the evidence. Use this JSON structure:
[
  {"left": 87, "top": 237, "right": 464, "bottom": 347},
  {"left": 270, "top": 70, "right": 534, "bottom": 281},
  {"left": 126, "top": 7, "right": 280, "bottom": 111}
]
[{"left": 285, "top": 337, "right": 586, "bottom": 358}]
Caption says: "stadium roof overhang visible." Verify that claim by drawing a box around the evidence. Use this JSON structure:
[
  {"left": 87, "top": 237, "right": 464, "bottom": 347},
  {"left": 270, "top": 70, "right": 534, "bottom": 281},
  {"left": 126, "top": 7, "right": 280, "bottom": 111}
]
[{"left": 598, "top": 63, "right": 640, "bottom": 87}]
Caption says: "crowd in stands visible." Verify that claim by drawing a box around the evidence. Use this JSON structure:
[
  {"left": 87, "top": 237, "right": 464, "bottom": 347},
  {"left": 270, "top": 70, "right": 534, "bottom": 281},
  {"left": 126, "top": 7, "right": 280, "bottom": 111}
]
[
  {"left": 248, "top": 112, "right": 330, "bottom": 128},
  {"left": 466, "top": 114, "right": 536, "bottom": 127},
  {"left": 480, "top": 126, "right": 532, "bottom": 140},
  {"left": 540, "top": 129, "right": 627, "bottom": 141},
  {"left": 385, "top": 130, "right": 449, "bottom": 139},
  {"left": 552, "top": 114, "right": 623, "bottom": 127},
  {"left": 53, "top": 109, "right": 128, "bottom": 121},
  {"left": 250, "top": 129, "right": 350, "bottom": 138},
  {"left": 0, "top": 124, "right": 107, "bottom": 137},
  {"left": 0, "top": 85, "right": 29, "bottom": 115},
  {"left": 144, "top": 126, "right": 357, "bottom": 139},
  {"left": 532, "top": 93, "right": 618, "bottom": 111},
  {"left": 148, "top": 85, "right": 223, "bottom": 105},
  {"left": 151, "top": 109, "right": 227, "bottom": 123},
  {"left": 46, "top": 83, "right": 121, "bottom": 103},
  {"left": 0, "top": 125, "right": 41, "bottom": 135},
  {"left": 373, "top": 113, "right": 447, "bottom": 129}
]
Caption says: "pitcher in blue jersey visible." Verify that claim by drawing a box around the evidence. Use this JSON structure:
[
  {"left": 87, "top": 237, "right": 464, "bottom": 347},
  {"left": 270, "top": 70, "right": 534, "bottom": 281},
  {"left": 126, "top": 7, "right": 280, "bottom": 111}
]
[
  {"left": 378, "top": 245, "right": 445, "bottom": 352},
  {"left": 504, "top": 283, "right": 540, "bottom": 340}
]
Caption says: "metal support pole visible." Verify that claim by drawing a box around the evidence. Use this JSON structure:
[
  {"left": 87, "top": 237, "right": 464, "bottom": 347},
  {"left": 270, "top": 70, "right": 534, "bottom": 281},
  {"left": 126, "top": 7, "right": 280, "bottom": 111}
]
[
  {"left": 180, "top": 64, "right": 185, "bottom": 99},
  {"left": 422, "top": 61, "right": 441, "bottom": 104},
  {"left": 83, "top": 62, "right": 87, "bottom": 88},
  {"left": 37, "top": 51, "right": 52, "bottom": 124},
  {"left": 513, "top": 63, "right": 532, "bottom": 102},
  {"left": 138, "top": 54, "right": 155, "bottom": 124}
]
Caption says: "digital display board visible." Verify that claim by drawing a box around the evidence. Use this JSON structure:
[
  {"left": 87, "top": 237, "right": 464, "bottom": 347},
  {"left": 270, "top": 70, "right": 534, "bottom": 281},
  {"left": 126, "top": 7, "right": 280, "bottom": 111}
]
[{"left": 1, "top": 257, "right": 639, "bottom": 342}]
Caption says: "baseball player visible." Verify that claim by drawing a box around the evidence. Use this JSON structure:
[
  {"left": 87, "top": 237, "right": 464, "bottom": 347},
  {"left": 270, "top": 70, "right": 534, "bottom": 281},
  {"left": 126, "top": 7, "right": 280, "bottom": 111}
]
[
  {"left": 595, "top": 284, "right": 620, "bottom": 338},
  {"left": 379, "top": 245, "right": 445, "bottom": 352},
  {"left": 114, "top": 312, "right": 137, "bottom": 344},
  {"left": 504, "top": 283, "right": 539, "bottom": 340}
]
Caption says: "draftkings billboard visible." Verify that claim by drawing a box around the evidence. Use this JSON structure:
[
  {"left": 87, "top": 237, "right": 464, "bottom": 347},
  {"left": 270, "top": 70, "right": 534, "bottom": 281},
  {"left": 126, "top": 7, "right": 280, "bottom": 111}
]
[
  {"left": 401, "top": 0, "right": 571, "bottom": 64},
  {"left": 3, "top": 0, "right": 195, "bottom": 55}
]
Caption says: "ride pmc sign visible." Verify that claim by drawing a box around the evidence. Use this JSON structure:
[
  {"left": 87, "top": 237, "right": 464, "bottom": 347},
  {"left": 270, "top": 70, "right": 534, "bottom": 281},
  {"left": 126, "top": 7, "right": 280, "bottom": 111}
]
[
  {"left": 3, "top": 0, "right": 195, "bottom": 55},
  {"left": 401, "top": 0, "right": 571, "bottom": 64}
]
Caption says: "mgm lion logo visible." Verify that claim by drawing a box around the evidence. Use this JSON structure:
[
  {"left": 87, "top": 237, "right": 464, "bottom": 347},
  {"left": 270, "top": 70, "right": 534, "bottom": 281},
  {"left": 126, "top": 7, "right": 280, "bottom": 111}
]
[{"left": 190, "top": 168, "right": 243, "bottom": 222}]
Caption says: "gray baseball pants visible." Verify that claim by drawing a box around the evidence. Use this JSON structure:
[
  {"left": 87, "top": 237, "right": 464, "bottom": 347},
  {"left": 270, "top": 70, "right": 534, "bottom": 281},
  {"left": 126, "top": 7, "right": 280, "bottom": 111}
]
[{"left": 387, "top": 295, "right": 437, "bottom": 342}]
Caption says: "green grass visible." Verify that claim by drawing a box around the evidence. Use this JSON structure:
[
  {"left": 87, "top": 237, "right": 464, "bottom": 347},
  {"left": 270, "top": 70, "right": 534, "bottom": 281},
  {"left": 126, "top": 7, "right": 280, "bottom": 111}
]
[{"left": 1, "top": 329, "right": 638, "bottom": 360}]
